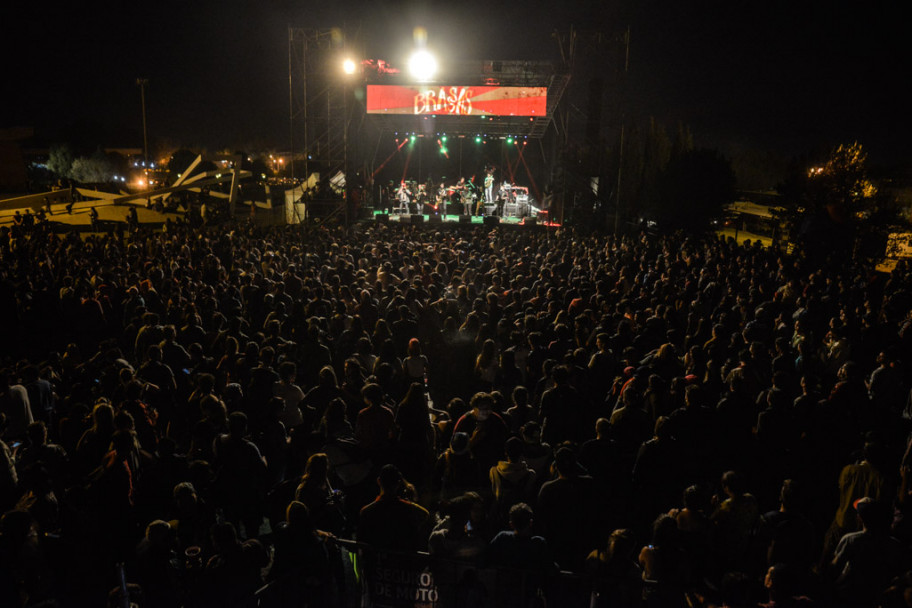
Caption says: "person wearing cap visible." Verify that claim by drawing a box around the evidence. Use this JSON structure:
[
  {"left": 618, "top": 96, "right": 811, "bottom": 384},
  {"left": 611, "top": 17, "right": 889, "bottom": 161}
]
[
  {"left": 357, "top": 464, "right": 429, "bottom": 553},
  {"left": 830, "top": 497, "right": 907, "bottom": 606}
]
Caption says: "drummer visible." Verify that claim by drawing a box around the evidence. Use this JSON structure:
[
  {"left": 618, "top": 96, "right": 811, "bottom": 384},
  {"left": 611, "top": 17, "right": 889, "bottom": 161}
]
[{"left": 499, "top": 182, "right": 513, "bottom": 203}]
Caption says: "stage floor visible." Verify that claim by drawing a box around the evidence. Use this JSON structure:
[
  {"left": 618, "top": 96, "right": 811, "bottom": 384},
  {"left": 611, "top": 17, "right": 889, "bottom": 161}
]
[{"left": 371, "top": 210, "right": 556, "bottom": 227}]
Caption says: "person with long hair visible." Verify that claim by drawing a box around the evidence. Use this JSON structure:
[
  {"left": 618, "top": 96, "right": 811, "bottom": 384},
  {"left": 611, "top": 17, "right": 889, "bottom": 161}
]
[
  {"left": 215, "top": 336, "right": 240, "bottom": 391},
  {"left": 295, "top": 453, "right": 345, "bottom": 535},
  {"left": 269, "top": 501, "right": 332, "bottom": 607},
  {"left": 395, "top": 382, "right": 435, "bottom": 487},
  {"left": 403, "top": 338, "right": 429, "bottom": 385},
  {"left": 75, "top": 400, "right": 116, "bottom": 475},
  {"left": 474, "top": 339, "right": 499, "bottom": 392}
]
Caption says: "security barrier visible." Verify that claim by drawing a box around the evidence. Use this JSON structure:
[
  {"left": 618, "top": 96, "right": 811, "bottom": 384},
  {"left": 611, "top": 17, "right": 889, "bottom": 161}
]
[{"left": 256, "top": 537, "right": 592, "bottom": 608}]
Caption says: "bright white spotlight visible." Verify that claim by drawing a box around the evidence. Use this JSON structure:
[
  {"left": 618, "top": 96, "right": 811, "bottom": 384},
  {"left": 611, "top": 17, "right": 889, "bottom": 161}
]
[
  {"left": 408, "top": 49, "right": 437, "bottom": 82},
  {"left": 342, "top": 58, "right": 357, "bottom": 75}
]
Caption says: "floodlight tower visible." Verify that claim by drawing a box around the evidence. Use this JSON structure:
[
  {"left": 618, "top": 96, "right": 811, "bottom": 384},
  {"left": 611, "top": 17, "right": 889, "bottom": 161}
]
[
  {"left": 136, "top": 78, "right": 149, "bottom": 165},
  {"left": 288, "top": 26, "right": 364, "bottom": 224},
  {"left": 341, "top": 55, "right": 360, "bottom": 225}
]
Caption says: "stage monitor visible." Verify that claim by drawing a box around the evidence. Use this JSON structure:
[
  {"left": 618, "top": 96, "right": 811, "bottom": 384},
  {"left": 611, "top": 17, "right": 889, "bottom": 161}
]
[{"left": 366, "top": 85, "right": 547, "bottom": 117}]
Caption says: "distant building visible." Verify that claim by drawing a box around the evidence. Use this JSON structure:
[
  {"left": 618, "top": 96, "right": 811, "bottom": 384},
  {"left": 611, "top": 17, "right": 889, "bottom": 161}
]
[
  {"left": 0, "top": 127, "right": 32, "bottom": 193},
  {"left": 718, "top": 192, "right": 785, "bottom": 247}
]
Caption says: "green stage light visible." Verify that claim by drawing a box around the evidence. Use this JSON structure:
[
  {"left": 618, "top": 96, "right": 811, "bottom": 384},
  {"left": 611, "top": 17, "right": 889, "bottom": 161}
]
[
  {"left": 475, "top": 136, "right": 482, "bottom": 143},
  {"left": 506, "top": 138, "right": 513, "bottom": 144},
  {"left": 441, "top": 135, "right": 447, "bottom": 142},
  {"left": 410, "top": 135, "right": 416, "bottom": 143}
]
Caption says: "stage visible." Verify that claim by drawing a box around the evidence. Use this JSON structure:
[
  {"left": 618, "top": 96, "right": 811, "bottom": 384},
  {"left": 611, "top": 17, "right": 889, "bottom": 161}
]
[{"left": 369, "top": 209, "right": 557, "bottom": 227}]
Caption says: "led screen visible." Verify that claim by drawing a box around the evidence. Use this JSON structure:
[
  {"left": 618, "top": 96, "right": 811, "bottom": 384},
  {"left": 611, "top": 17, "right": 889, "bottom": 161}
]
[{"left": 366, "top": 85, "right": 547, "bottom": 116}]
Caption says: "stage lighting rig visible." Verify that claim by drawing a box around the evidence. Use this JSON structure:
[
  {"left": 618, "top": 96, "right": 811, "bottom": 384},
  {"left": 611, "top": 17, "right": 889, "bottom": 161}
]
[{"left": 408, "top": 49, "right": 437, "bottom": 82}]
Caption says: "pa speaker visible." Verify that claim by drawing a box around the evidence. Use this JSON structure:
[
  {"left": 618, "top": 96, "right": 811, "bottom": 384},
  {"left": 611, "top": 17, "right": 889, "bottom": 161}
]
[
  {"left": 459, "top": 215, "right": 472, "bottom": 224},
  {"left": 483, "top": 216, "right": 500, "bottom": 226},
  {"left": 376, "top": 213, "right": 389, "bottom": 223},
  {"left": 410, "top": 214, "right": 424, "bottom": 224},
  {"left": 524, "top": 217, "right": 537, "bottom": 226},
  {"left": 428, "top": 214, "right": 443, "bottom": 224},
  {"left": 399, "top": 214, "right": 411, "bottom": 224},
  {"left": 358, "top": 207, "right": 374, "bottom": 220}
]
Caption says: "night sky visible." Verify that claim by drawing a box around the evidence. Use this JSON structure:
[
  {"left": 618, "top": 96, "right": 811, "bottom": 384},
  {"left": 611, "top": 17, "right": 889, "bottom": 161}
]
[{"left": 3, "top": 0, "right": 909, "bottom": 167}]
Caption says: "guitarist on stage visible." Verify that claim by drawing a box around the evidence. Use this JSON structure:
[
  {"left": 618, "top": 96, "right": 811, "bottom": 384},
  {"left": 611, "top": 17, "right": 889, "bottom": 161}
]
[{"left": 483, "top": 168, "right": 495, "bottom": 216}]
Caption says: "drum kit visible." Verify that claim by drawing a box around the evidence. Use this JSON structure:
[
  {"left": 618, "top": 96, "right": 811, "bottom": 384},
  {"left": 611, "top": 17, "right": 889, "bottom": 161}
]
[
  {"left": 459, "top": 188, "right": 477, "bottom": 215},
  {"left": 499, "top": 183, "right": 530, "bottom": 218},
  {"left": 434, "top": 183, "right": 477, "bottom": 215}
]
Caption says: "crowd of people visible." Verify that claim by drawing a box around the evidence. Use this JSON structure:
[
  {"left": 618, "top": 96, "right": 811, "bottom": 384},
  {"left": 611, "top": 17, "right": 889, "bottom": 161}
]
[{"left": 2, "top": 214, "right": 912, "bottom": 608}]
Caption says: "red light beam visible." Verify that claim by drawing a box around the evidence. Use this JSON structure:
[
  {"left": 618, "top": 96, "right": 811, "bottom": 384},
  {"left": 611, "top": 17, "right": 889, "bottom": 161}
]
[{"left": 373, "top": 138, "right": 409, "bottom": 179}]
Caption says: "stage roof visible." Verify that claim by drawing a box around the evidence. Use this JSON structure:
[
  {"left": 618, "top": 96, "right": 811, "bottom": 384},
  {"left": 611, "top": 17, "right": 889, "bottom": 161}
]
[{"left": 363, "top": 60, "right": 570, "bottom": 139}]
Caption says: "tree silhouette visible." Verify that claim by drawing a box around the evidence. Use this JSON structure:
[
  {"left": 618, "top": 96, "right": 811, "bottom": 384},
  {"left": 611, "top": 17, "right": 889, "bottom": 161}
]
[
  {"left": 776, "top": 142, "right": 880, "bottom": 258},
  {"left": 807, "top": 142, "right": 876, "bottom": 222},
  {"left": 47, "top": 144, "right": 75, "bottom": 178},
  {"left": 653, "top": 148, "right": 736, "bottom": 232}
]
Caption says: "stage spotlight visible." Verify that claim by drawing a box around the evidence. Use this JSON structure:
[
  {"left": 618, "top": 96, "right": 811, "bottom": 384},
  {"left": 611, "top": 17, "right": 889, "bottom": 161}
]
[
  {"left": 475, "top": 136, "right": 481, "bottom": 143},
  {"left": 408, "top": 49, "right": 437, "bottom": 82},
  {"left": 506, "top": 138, "right": 513, "bottom": 144},
  {"left": 342, "top": 58, "right": 357, "bottom": 75},
  {"left": 410, "top": 135, "right": 417, "bottom": 143},
  {"left": 441, "top": 135, "right": 447, "bottom": 142}
]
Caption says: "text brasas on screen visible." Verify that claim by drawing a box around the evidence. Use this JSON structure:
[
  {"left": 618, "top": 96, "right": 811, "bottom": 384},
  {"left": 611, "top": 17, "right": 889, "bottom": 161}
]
[{"left": 366, "top": 85, "right": 547, "bottom": 117}]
